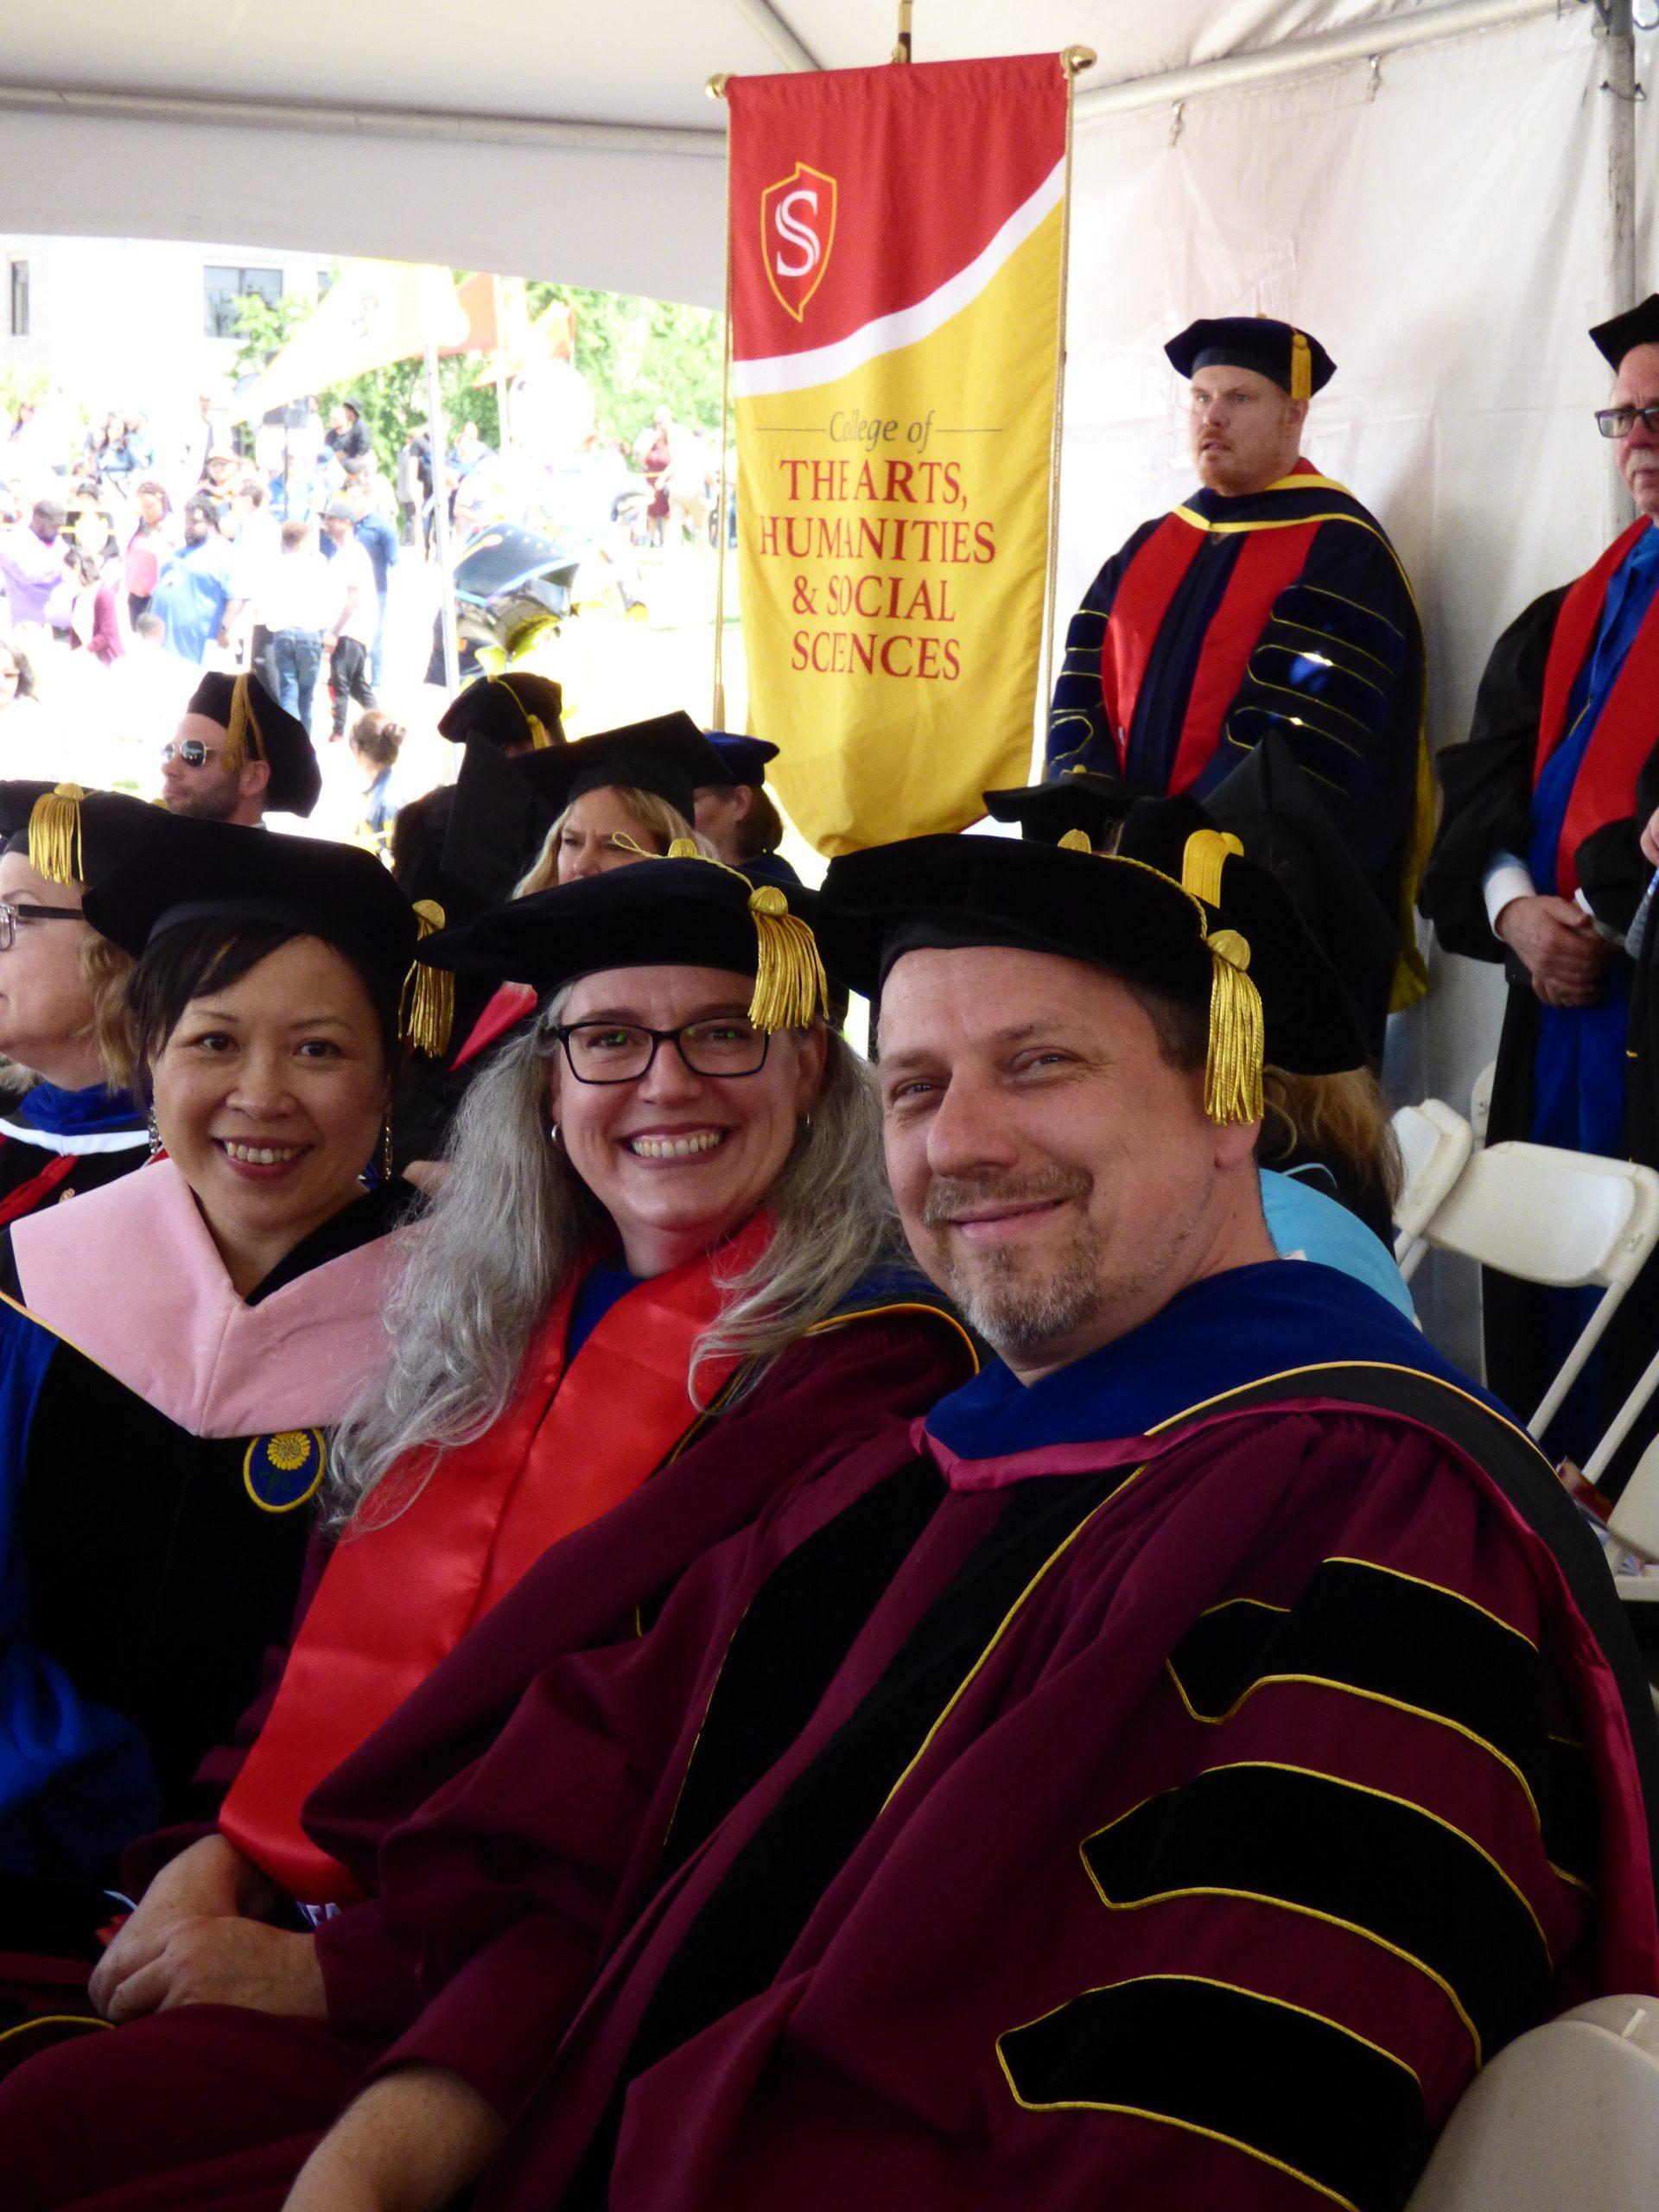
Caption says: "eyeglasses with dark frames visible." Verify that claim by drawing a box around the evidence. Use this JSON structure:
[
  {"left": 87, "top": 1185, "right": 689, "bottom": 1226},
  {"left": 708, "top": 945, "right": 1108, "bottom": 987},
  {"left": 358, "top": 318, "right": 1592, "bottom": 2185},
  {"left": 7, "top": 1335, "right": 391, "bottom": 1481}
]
[
  {"left": 551, "top": 1016, "right": 771, "bottom": 1085},
  {"left": 1596, "top": 404, "right": 1659, "bottom": 440},
  {"left": 0, "top": 900, "right": 84, "bottom": 950}
]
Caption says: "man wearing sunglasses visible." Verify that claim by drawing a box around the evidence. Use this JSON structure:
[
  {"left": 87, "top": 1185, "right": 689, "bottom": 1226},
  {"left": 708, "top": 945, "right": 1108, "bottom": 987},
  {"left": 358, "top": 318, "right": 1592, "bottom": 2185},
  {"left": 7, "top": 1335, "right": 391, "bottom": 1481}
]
[
  {"left": 159, "top": 670, "right": 321, "bottom": 826},
  {"left": 1422, "top": 293, "right": 1659, "bottom": 1458}
]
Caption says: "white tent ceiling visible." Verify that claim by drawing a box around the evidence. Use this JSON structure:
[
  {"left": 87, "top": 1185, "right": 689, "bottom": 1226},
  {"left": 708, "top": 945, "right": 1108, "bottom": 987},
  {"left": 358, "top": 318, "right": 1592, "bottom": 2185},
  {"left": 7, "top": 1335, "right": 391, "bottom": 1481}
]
[{"left": 0, "top": 0, "right": 1592, "bottom": 303}]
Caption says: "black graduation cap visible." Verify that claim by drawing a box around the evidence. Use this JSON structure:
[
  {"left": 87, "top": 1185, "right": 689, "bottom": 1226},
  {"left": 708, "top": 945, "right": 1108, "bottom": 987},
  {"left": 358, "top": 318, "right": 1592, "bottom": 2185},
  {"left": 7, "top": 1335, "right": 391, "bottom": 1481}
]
[
  {"left": 1165, "top": 315, "right": 1336, "bottom": 401},
  {"left": 512, "top": 714, "right": 733, "bottom": 823},
  {"left": 817, "top": 824, "right": 1358, "bottom": 1128},
  {"left": 437, "top": 671, "right": 566, "bottom": 752},
  {"left": 982, "top": 766, "right": 1147, "bottom": 850},
  {"left": 417, "top": 849, "right": 826, "bottom": 1034},
  {"left": 1204, "top": 733, "right": 1396, "bottom": 1052},
  {"left": 82, "top": 813, "right": 449, "bottom": 1054},
  {"left": 1591, "top": 294, "right": 1659, "bottom": 371},
  {"left": 187, "top": 672, "right": 321, "bottom": 819},
  {"left": 1112, "top": 791, "right": 1366, "bottom": 1078},
  {"left": 704, "top": 731, "right": 778, "bottom": 787},
  {"left": 0, "top": 781, "right": 153, "bottom": 888},
  {"left": 440, "top": 738, "right": 558, "bottom": 908}
]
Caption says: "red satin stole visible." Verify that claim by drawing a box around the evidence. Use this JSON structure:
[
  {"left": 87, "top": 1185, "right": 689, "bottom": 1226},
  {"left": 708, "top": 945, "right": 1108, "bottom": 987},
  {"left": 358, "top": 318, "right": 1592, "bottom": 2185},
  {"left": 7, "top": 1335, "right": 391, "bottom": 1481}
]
[
  {"left": 0, "top": 1151, "right": 77, "bottom": 1228},
  {"left": 1531, "top": 518, "right": 1659, "bottom": 895},
  {"left": 219, "top": 1217, "right": 770, "bottom": 1902},
  {"left": 454, "top": 980, "right": 537, "bottom": 1069},
  {"left": 1100, "top": 461, "right": 1325, "bottom": 790}
]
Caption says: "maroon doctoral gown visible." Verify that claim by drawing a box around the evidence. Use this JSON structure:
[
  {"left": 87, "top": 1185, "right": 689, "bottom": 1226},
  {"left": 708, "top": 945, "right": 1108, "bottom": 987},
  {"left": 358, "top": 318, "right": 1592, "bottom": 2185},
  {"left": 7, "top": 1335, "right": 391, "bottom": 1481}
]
[
  {"left": 0, "top": 1285, "right": 974, "bottom": 2209},
  {"left": 8, "top": 1262, "right": 1658, "bottom": 2212}
]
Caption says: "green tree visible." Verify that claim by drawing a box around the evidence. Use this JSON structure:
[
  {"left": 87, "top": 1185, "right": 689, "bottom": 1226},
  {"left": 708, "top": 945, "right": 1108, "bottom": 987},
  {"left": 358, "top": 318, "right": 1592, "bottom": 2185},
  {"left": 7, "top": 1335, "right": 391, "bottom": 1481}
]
[
  {"left": 230, "top": 290, "right": 311, "bottom": 375},
  {"left": 230, "top": 270, "right": 724, "bottom": 474},
  {"left": 528, "top": 283, "right": 723, "bottom": 448}
]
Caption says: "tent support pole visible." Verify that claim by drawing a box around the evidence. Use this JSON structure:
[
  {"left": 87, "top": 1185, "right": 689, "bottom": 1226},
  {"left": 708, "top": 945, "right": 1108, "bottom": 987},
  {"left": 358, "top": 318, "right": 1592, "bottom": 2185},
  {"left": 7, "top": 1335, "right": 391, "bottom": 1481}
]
[
  {"left": 1076, "top": 0, "right": 1564, "bottom": 118},
  {"left": 1600, "top": 0, "right": 1639, "bottom": 537},
  {"left": 423, "top": 325, "right": 461, "bottom": 696},
  {"left": 491, "top": 274, "right": 512, "bottom": 452}
]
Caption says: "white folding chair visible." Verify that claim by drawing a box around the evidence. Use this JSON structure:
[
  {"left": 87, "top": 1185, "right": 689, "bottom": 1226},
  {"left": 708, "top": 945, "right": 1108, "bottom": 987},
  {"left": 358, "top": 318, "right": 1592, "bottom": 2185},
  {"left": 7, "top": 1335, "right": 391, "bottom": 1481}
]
[
  {"left": 1586, "top": 1346, "right": 1659, "bottom": 1488},
  {"left": 1607, "top": 1431, "right": 1659, "bottom": 1560},
  {"left": 1469, "top": 1058, "right": 1496, "bottom": 1144},
  {"left": 1418, "top": 1142, "right": 1659, "bottom": 1439},
  {"left": 1391, "top": 1101, "right": 1475, "bottom": 1282},
  {"left": 1406, "top": 1996, "right": 1659, "bottom": 2210}
]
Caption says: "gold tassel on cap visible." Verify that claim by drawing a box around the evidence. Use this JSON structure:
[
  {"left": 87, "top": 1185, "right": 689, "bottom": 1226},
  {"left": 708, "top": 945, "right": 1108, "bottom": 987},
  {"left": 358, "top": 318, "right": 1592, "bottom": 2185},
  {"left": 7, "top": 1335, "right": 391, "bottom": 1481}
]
[
  {"left": 1179, "top": 827, "right": 1243, "bottom": 907},
  {"left": 746, "top": 883, "right": 827, "bottom": 1033},
  {"left": 637, "top": 840, "right": 827, "bottom": 1032},
  {"left": 1058, "top": 828, "right": 1093, "bottom": 854},
  {"left": 28, "top": 784, "right": 85, "bottom": 886},
  {"left": 220, "top": 675, "right": 267, "bottom": 775},
  {"left": 489, "top": 673, "right": 557, "bottom": 749},
  {"left": 399, "top": 900, "right": 454, "bottom": 1058},
  {"left": 1289, "top": 329, "right": 1313, "bottom": 403},
  {"left": 1204, "top": 926, "right": 1265, "bottom": 1125}
]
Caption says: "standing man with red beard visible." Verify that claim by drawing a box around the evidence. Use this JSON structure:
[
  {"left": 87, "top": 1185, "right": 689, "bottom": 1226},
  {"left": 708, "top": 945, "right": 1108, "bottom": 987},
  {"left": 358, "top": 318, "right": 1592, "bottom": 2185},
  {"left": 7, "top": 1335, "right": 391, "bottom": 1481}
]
[{"left": 1047, "top": 317, "right": 1430, "bottom": 1055}]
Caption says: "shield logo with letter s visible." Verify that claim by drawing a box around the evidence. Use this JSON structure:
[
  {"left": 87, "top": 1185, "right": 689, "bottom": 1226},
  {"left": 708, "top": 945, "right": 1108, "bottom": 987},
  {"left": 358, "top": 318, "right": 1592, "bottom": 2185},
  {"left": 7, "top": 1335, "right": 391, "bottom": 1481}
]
[{"left": 761, "top": 163, "right": 838, "bottom": 323}]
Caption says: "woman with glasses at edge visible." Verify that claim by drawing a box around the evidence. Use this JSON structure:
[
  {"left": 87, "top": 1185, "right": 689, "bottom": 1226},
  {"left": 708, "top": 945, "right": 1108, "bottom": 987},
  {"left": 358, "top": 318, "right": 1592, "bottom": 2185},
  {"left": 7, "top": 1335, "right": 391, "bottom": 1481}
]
[
  {"left": 3, "top": 853, "right": 973, "bottom": 2189},
  {"left": 0, "top": 805, "right": 439, "bottom": 1962},
  {"left": 0, "top": 783, "right": 155, "bottom": 1294}
]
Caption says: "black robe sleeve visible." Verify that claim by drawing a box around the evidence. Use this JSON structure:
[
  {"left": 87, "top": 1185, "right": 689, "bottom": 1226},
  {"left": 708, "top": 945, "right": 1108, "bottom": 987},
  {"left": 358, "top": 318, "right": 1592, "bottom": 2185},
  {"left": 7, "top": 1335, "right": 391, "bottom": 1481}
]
[
  {"left": 1045, "top": 519, "right": 1162, "bottom": 772},
  {"left": 1217, "top": 519, "right": 1422, "bottom": 880},
  {"left": 1420, "top": 586, "right": 1567, "bottom": 962}
]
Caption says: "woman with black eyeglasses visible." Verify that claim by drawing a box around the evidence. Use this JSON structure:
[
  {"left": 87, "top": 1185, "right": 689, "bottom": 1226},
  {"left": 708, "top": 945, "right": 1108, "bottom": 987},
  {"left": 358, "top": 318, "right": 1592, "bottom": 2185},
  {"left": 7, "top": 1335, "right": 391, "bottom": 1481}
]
[
  {"left": 0, "top": 783, "right": 153, "bottom": 1288},
  {"left": 14, "top": 855, "right": 971, "bottom": 2191}
]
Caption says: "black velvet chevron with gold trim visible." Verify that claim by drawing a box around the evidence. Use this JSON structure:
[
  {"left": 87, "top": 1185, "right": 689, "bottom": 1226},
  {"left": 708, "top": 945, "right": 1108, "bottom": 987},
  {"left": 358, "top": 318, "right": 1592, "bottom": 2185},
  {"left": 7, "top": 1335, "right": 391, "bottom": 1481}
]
[
  {"left": 1083, "top": 1761, "right": 1554, "bottom": 2062},
  {"left": 1542, "top": 1734, "right": 1600, "bottom": 1893},
  {"left": 1166, "top": 1558, "right": 1549, "bottom": 1803},
  {"left": 998, "top": 1974, "right": 1427, "bottom": 2212}
]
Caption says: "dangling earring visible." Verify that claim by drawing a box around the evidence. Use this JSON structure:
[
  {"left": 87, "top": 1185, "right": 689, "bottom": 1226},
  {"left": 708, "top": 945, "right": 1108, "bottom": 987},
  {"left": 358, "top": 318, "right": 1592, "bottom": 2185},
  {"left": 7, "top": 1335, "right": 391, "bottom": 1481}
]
[
  {"left": 379, "top": 1118, "right": 394, "bottom": 1181},
  {"left": 146, "top": 1104, "right": 163, "bottom": 1160}
]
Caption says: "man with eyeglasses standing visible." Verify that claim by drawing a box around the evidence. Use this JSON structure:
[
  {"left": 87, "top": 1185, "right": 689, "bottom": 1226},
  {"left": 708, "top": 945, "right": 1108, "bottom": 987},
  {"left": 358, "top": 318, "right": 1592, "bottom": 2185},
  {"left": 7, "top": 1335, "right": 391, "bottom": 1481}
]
[
  {"left": 1046, "top": 316, "right": 1432, "bottom": 1060},
  {"left": 1423, "top": 295, "right": 1659, "bottom": 1464},
  {"left": 159, "top": 670, "right": 321, "bottom": 826}
]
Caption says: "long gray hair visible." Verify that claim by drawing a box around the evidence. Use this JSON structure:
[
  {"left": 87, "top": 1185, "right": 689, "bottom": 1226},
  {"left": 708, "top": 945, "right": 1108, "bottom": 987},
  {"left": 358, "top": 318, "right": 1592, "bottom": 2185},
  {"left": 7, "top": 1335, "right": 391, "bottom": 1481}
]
[{"left": 327, "top": 1001, "right": 900, "bottom": 1528}]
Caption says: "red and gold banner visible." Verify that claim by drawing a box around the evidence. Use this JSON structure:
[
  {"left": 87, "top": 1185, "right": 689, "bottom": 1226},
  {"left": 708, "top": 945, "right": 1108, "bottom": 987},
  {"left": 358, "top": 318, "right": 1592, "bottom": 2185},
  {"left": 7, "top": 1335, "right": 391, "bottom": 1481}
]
[{"left": 728, "top": 56, "right": 1070, "bottom": 854}]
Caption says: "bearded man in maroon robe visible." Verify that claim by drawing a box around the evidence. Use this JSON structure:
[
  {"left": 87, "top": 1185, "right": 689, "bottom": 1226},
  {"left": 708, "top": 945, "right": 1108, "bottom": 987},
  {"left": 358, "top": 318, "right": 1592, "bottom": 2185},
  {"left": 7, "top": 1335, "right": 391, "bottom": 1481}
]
[{"left": 7, "top": 807, "right": 1659, "bottom": 2212}]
